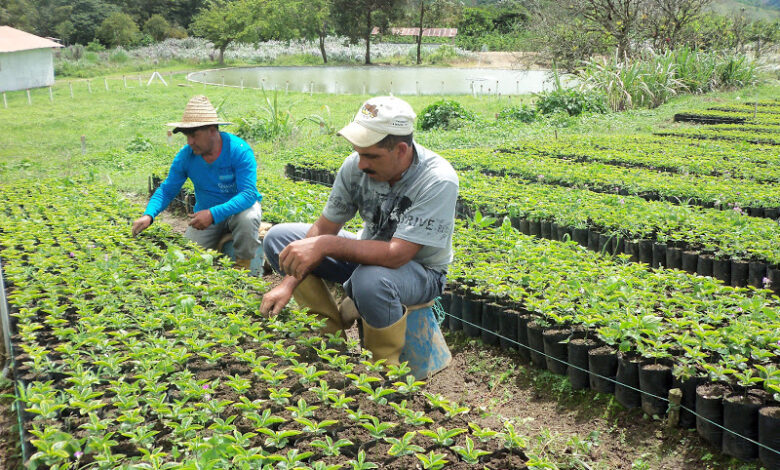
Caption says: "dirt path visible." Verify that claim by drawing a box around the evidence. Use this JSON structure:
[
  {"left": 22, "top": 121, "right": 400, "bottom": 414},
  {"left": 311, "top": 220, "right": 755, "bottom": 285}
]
[{"left": 454, "top": 51, "right": 548, "bottom": 70}]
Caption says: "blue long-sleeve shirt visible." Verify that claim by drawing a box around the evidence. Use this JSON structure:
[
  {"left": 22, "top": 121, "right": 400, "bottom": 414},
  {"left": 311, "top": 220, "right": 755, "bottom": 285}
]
[{"left": 144, "top": 132, "right": 262, "bottom": 224}]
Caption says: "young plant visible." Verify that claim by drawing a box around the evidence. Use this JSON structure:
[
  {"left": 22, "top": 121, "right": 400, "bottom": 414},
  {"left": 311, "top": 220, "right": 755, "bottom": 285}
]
[
  {"left": 415, "top": 451, "right": 449, "bottom": 470},
  {"left": 310, "top": 435, "right": 354, "bottom": 456},
  {"left": 418, "top": 426, "right": 467, "bottom": 446},
  {"left": 347, "top": 449, "right": 379, "bottom": 470},
  {"left": 359, "top": 416, "right": 397, "bottom": 439},
  {"left": 452, "top": 436, "right": 491, "bottom": 464},
  {"left": 385, "top": 431, "right": 425, "bottom": 456},
  {"left": 295, "top": 417, "right": 338, "bottom": 435},
  {"left": 394, "top": 375, "right": 425, "bottom": 395},
  {"left": 258, "top": 428, "right": 302, "bottom": 449}
]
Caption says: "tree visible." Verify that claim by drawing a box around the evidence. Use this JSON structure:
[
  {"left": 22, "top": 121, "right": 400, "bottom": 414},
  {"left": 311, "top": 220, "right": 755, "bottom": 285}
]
[
  {"left": 97, "top": 11, "right": 140, "bottom": 47},
  {"left": 565, "top": 0, "right": 643, "bottom": 58},
  {"left": 641, "top": 0, "right": 712, "bottom": 50},
  {"left": 190, "top": 0, "right": 259, "bottom": 64},
  {"left": 144, "top": 13, "right": 171, "bottom": 41},
  {"left": 69, "top": 0, "right": 120, "bottom": 45},
  {"left": 746, "top": 19, "right": 780, "bottom": 57},
  {"left": 409, "top": 0, "right": 459, "bottom": 64},
  {"left": 332, "top": 0, "right": 403, "bottom": 64},
  {"left": 0, "top": 0, "right": 33, "bottom": 31},
  {"left": 24, "top": 0, "right": 72, "bottom": 38},
  {"left": 297, "top": 0, "right": 334, "bottom": 63}
]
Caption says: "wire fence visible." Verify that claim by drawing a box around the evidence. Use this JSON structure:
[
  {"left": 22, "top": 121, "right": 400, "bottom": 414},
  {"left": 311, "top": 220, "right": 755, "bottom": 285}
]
[{"left": 432, "top": 296, "right": 780, "bottom": 462}]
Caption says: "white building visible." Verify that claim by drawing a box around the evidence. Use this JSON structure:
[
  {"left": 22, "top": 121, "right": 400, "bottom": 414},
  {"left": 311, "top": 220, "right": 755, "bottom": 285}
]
[{"left": 0, "top": 26, "right": 63, "bottom": 93}]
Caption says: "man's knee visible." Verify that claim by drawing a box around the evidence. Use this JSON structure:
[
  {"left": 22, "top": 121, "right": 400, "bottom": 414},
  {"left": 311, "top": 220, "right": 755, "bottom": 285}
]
[
  {"left": 348, "top": 265, "right": 402, "bottom": 327},
  {"left": 263, "top": 223, "right": 310, "bottom": 272}
]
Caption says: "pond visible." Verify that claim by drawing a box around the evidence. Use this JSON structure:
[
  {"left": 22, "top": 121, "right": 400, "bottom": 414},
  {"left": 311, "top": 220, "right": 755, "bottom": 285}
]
[{"left": 187, "top": 66, "right": 558, "bottom": 96}]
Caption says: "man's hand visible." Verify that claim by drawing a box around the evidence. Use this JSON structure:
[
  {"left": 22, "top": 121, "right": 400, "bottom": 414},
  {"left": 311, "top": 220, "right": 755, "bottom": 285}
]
[
  {"left": 279, "top": 237, "right": 326, "bottom": 280},
  {"left": 189, "top": 210, "right": 214, "bottom": 230},
  {"left": 132, "top": 215, "right": 153, "bottom": 237},
  {"left": 260, "top": 282, "right": 295, "bottom": 317}
]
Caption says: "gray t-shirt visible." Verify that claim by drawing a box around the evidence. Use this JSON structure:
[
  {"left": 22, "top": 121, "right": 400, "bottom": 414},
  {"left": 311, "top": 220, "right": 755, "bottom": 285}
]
[{"left": 322, "top": 143, "right": 459, "bottom": 273}]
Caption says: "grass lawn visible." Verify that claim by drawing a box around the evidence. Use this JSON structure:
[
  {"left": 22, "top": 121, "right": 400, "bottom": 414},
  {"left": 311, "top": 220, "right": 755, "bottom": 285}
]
[{"left": 1, "top": 69, "right": 778, "bottom": 194}]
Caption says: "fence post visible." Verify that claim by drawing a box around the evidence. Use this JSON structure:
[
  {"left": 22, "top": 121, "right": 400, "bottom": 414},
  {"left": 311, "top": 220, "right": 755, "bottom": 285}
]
[
  {"left": 2, "top": 93, "right": 6, "bottom": 109},
  {"left": 240, "top": 79, "right": 244, "bottom": 91},
  {"left": 26, "top": 89, "right": 31, "bottom": 105},
  {"left": 104, "top": 78, "right": 109, "bottom": 91},
  {"left": 69, "top": 82, "right": 74, "bottom": 98},
  {"left": 49, "top": 87, "right": 53, "bottom": 103},
  {"left": 87, "top": 81, "right": 92, "bottom": 94},
  {"left": 123, "top": 76, "right": 127, "bottom": 88},
  {"left": 81, "top": 135, "right": 87, "bottom": 155}
]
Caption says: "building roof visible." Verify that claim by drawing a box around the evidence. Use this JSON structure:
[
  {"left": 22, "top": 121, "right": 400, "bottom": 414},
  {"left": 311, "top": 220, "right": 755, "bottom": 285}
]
[
  {"left": 371, "top": 27, "right": 457, "bottom": 38},
  {"left": 0, "top": 26, "right": 63, "bottom": 53}
]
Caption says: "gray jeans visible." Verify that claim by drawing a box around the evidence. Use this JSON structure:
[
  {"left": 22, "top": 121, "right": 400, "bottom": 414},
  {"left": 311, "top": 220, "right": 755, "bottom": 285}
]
[
  {"left": 263, "top": 222, "right": 446, "bottom": 328},
  {"left": 185, "top": 202, "right": 262, "bottom": 259}
]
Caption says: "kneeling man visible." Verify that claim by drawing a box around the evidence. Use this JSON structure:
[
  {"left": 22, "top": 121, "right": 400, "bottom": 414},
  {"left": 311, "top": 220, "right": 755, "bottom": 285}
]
[
  {"left": 260, "top": 96, "right": 458, "bottom": 365},
  {"left": 132, "top": 95, "right": 262, "bottom": 269}
]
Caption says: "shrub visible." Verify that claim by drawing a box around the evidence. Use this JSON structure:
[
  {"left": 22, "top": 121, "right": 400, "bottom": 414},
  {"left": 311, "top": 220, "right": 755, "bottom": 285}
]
[
  {"left": 535, "top": 88, "right": 607, "bottom": 117},
  {"left": 96, "top": 12, "right": 140, "bottom": 48},
  {"left": 86, "top": 40, "right": 105, "bottom": 52},
  {"left": 419, "top": 100, "right": 475, "bottom": 131},
  {"left": 234, "top": 91, "right": 295, "bottom": 141},
  {"left": 496, "top": 104, "right": 536, "bottom": 123},
  {"left": 144, "top": 14, "right": 171, "bottom": 42}
]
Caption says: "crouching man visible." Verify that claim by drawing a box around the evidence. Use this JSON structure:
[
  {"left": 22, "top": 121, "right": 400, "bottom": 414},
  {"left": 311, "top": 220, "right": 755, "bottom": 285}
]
[
  {"left": 260, "top": 96, "right": 458, "bottom": 366},
  {"left": 132, "top": 95, "right": 262, "bottom": 269}
]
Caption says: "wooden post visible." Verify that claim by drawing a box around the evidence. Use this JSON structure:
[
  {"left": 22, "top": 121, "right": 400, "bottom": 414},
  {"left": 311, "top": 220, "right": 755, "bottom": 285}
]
[
  {"left": 123, "top": 75, "right": 127, "bottom": 88},
  {"left": 81, "top": 135, "right": 87, "bottom": 155},
  {"left": 167, "top": 130, "right": 172, "bottom": 146},
  {"left": 416, "top": 81, "right": 419, "bottom": 96},
  {"left": 496, "top": 80, "right": 499, "bottom": 95},
  {"left": 49, "top": 87, "right": 53, "bottom": 102},
  {"left": 240, "top": 79, "right": 244, "bottom": 90},
  {"left": 104, "top": 78, "right": 109, "bottom": 91},
  {"left": 26, "top": 89, "right": 31, "bottom": 105},
  {"left": 87, "top": 81, "right": 92, "bottom": 93},
  {"left": 2, "top": 93, "right": 6, "bottom": 109},
  {"left": 69, "top": 82, "right": 74, "bottom": 98},
  {"left": 667, "top": 388, "right": 682, "bottom": 428}
]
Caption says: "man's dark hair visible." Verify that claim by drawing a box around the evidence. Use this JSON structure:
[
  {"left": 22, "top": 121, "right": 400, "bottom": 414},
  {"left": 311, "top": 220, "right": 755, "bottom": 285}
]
[
  {"left": 178, "top": 124, "right": 218, "bottom": 136},
  {"left": 376, "top": 133, "right": 413, "bottom": 150}
]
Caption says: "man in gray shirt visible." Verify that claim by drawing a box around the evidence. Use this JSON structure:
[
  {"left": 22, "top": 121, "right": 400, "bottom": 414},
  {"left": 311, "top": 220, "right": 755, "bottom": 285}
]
[{"left": 261, "top": 96, "right": 458, "bottom": 365}]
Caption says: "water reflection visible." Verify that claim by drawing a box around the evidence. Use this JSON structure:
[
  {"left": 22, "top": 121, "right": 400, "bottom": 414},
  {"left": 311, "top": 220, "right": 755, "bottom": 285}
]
[{"left": 187, "top": 66, "right": 557, "bottom": 96}]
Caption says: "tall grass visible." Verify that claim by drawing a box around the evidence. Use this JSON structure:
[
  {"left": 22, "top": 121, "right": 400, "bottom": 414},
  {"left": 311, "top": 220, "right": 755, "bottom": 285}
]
[{"left": 578, "top": 48, "right": 762, "bottom": 111}]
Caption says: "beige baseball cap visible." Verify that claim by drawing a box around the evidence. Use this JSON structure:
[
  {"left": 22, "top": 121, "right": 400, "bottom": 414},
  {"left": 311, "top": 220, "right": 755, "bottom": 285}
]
[{"left": 338, "top": 96, "right": 416, "bottom": 147}]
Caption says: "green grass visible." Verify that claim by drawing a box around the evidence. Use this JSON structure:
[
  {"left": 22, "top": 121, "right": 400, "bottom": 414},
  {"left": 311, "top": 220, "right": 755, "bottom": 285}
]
[{"left": 0, "top": 69, "right": 778, "bottom": 195}]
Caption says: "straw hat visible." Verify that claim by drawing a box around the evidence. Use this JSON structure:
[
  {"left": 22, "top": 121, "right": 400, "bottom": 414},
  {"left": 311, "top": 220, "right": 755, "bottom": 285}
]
[{"left": 167, "top": 95, "right": 232, "bottom": 133}]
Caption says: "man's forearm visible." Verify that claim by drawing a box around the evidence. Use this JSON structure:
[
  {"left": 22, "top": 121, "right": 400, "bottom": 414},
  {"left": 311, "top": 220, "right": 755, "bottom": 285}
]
[{"left": 319, "top": 235, "right": 412, "bottom": 269}]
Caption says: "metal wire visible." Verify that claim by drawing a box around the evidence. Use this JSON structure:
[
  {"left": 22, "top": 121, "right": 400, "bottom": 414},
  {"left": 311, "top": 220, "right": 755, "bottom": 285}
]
[
  {"left": 0, "top": 257, "right": 30, "bottom": 465},
  {"left": 437, "top": 299, "right": 780, "bottom": 458}
]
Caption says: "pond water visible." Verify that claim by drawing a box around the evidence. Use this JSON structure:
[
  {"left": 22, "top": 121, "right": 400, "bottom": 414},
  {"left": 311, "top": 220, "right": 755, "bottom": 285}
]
[{"left": 187, "top": 66, "right": 557, "bottom": 96}]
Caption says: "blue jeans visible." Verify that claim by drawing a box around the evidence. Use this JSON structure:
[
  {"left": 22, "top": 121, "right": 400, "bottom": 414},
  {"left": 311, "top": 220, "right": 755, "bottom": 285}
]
[{"left": 263, "top": 223, "right": 446, "bottom": 328}]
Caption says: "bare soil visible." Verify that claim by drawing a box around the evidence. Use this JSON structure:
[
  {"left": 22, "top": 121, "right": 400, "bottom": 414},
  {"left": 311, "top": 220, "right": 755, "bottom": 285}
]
[{"left": 454, "top": 51, "right": 548, "bottom": 70}]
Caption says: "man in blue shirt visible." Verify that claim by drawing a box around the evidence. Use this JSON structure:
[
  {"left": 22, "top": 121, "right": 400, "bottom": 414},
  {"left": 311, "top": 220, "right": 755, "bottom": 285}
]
[{"left": 132, "top": 95, "right": 262, "bottom": 269}]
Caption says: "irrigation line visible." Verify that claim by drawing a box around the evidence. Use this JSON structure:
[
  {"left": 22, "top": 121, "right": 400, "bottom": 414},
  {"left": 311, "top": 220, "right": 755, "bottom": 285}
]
[
  {"left": 434, "top": 300, "right": 780, "bottom": 458},
  {"left": 0, "top": 256, "right": 30, "bottom": 465}
]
